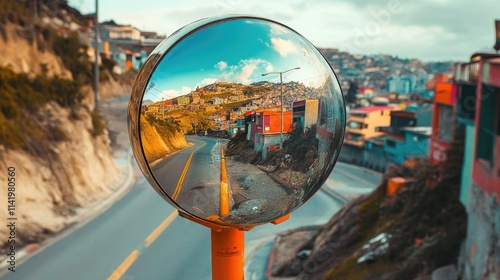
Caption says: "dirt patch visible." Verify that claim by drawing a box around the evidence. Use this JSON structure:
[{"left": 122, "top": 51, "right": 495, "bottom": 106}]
[{"left": 223, "top": 159, "right": 302, "bottom": 225}]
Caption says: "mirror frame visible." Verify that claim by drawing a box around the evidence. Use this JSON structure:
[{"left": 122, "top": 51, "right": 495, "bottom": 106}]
[{"left": 128, "top": 15, "right": 346, "bottom": 229}]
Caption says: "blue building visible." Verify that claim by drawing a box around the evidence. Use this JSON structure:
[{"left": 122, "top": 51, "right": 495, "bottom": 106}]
[
  {"left": 384, "top": 127, "right": 431, "bottom": 165},
  {"left": 382, "top": 105, "right": 433, "bottom": 166},
  {"left": 386, "top": 76, "right": 412, "bottom": 94}
]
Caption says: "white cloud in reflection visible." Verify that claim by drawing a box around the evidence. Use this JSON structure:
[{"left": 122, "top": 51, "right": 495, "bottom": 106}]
[
  {"left": 181, "top": 86, "right": 192, "bottom": 95},
  {"left": 201, "top": 78, "right": 217, "bottom": 86},
  {"left": 160, "top": 89, "right": 182, "bottom": 100},
  {"left": 214, "top": 61, "right": 228, "bottom": 70},
  {"left": 271, "top": 37, "right": 298, "bottom": 57},
  {"left": 215, "top": 58, "right": 274, "bottom": 85},
  {"left": 235, "top": 63, "right": 257, "bottom": 84}
]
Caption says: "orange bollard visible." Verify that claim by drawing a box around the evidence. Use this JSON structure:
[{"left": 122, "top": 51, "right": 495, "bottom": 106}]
[
  {"left": 211, "top": 228, "right": 244, "bottom": 280},
  {"left": 220, "top": 148, "right": 230, "bottom": 217}
]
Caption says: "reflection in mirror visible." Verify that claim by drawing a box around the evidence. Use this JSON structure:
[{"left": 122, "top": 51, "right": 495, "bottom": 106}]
[{"left": 136, "top": 16, "right": 345, "bottom": 226}]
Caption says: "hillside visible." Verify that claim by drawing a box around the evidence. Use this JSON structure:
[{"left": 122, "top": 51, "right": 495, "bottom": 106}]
[
  {"left": 140, "top": 113, "right": 189, "bottom": 163},
  {"left": 0, "top": 1, "right": 134, "bottom": 249},
  {"left": 269, "top": 137, "right": 466, "bottom": 279}
]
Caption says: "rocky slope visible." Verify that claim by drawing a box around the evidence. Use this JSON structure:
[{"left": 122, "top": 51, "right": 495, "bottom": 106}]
[
  {"left": 0, "top": 102, "right": 121, "bottom": 246},
  {"left": 0, "top": 1, "right": 135, "bottom": 250},
  {"left": 270, "top": 137, "right": 467, "bottom": 279},
  {"left": 140, "top": 114, "right": 189, "bottom": 163}
]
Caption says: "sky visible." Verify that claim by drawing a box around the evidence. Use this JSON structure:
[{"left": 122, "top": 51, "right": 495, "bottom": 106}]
[
  {"left": 142, "top": 18, "right": 334, "bottom": 101},
  {"left": 68, "top": 0, "right": 499, "bottom": 63}
]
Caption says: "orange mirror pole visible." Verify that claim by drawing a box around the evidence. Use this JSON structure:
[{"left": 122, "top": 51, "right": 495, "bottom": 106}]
[
  {"left": 211, "top": 228, "right": 245, "bottom": 280},
  {"left": 220, "top": 146, "right": 230, "bottom": 217}
]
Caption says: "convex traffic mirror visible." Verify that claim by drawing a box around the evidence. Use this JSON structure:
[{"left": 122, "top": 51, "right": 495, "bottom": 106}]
[{"left": 128, "top": 15, "right": 345, "bottom": 228}]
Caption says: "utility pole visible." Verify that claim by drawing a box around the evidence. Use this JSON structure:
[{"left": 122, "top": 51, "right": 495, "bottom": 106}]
[
  {"left": 262, "top": 67, "right": 301, "bottom": 149},
  {"left": 94, "top": 0, "right": 99, "bottom": 109}
]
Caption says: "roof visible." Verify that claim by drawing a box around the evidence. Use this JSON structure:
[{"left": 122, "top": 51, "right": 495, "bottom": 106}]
[
  {"left": 401, "top": 126, "right": 432, "bottom": 136},
  {"left": 365, "top": 135, "right": 386, "bottom": 146},
  {"left": 352, "top": 106, "right": 394, "bottom": 113}
]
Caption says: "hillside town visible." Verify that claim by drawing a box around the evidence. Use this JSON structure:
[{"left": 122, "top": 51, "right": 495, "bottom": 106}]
[{"left": 1, "top": 1, "right": 500, "bottom": 279}]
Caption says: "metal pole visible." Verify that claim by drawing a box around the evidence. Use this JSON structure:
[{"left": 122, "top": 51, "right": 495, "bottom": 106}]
[
  {"left": 211, "top": 228, "right": 244, "bottom": 280},
  {"left": 280, "top": 72, "right": 283, "bottom": 149},
  {"left": 261, "top": 67, "right": 300, "bottom": 150},
  {"left": 94, "top": 0, "right": 99, "bottom": 109}
]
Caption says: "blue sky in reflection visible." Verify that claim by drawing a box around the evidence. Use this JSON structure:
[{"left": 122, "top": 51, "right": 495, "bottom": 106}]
[{"left": 144, "top": 19, "right": 330, "bottom": 102}]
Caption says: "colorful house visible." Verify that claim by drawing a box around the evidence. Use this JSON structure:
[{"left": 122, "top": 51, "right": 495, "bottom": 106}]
[
  {"left": 384, "top": 126, "right": 432, "bottom": 165},
  {"left": 429, "top": 82, "right": 458, "bottom": 164},
  {"left": 454, "top": 59, "right": 479, "bottom": 208},
  {"left": 252, "top": 110, "right": 293, "bottom": 159},
  {"left": 344, "top": 106, "right": 394, "bottom": 147},
  {"left": 341, "top": 106, "right": 394, "bottom": 164},
  {"left": 383, "top": 105, "right": 433, "bottom": 165},
  {"left": 292, "top": 99, "right": 319, "bottom": 131},
  {"left": 457, "top": 52, "right": 500, "bottom": 279}
]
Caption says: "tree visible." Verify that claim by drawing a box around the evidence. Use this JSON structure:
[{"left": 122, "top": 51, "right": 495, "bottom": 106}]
[{"left": 345, "top": 81, "right": 358, "bottom": 104}]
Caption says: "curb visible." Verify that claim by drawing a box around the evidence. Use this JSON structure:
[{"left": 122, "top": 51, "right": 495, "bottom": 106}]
[{"left": 320, "top": 187, "right": 350, "bottom": 205}]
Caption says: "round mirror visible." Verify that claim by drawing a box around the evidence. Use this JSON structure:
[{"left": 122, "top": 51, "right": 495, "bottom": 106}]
[{"left": 128, "top": 15, "right": 345, "bottom": 228}]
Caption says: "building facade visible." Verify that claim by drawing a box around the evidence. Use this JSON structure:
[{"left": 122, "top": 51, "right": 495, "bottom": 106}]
[{"left": 457, "top": 53, "right": 500, "bottom": 279}]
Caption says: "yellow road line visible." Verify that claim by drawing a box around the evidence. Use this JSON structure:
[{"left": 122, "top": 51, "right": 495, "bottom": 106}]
[
  {"left": 145, "top": 211, "right": 178, "bottom": 247},
  {"left": 107, "top": 250, "right": 139, "bottom": 280},
  {"left": 172, "top": 152, "right": 195, "bottom": 200},
  {"left": 171, "top": 141, "right": 206, "bottom": 201}
]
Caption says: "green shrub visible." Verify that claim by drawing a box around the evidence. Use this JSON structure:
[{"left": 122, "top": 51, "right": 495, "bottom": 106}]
[
  {"left": 0, "top": 66, "right": 84, "bottom": 149},
  {"left": 91, "top": 110, "right": 105, "bottom": 137}
]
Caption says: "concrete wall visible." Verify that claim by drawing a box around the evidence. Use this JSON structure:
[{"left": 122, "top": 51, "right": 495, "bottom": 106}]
[
  {"left": 458, "top": 184, "right": 500, "bottom": 279},
  {"left": 362, "top": 143, "right": 387, "bottom": 172},
  {"left": 385, "top": 138, "right": 406, "bottom": 164},
  {"left": 339, "top": 144, "right": 364, "bottom": 165},
  {"left": 460, "top": 123, "right": 476, "bottom": 209},
  {"left": 404, "top": 131, "right": 429, "bottom": 158}
]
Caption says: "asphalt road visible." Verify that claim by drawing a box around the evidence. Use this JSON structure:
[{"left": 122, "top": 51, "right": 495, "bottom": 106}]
[
  {"left": 151, "top": 136, "right": 222, "bottom": 216},
  {"left": 0, "top": 98, "right": 381, "bottom": 279},
  {"left": 324, "top": 161, "right": 383, "bottom": 197},
  {"left": 0, "top": 172, "right": 349, "bottom": 280}
]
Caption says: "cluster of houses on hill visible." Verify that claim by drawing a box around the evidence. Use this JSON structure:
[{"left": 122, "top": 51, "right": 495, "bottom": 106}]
[{"left": 78, "top": 17, "right": 166, "bottom": 72}]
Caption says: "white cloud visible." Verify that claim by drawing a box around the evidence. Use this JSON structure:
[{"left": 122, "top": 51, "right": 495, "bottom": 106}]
[
  {"left": 200, "top": 78, "right": 217, "bottom": 85},
  {"left": 214, "top": 58, "right": 274, "bottom": 84},
  {"left": 160, "top": 89, "right": 181, "bottom": 100},
  {"left": 270, "top": 23, "right": 292, "bottom": 36},
  {"left": 271, "top": 37, "right": 298, "bottom": 57},
  {"left": 181, "top": 86, "right": 192, "bottom": 94},
  {"left": 215, "top": 61, "right": 228, "bottom": 70},
  {"left": 235, "top": 64, "right": 257, "bottom": 84},
  {"left": 91, "top": 0, "right": 500, "bottom": 62}
]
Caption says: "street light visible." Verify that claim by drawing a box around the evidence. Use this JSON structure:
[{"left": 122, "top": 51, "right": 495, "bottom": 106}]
[{"left": 262, "top": 67, "right": 301, "bottom": 149}]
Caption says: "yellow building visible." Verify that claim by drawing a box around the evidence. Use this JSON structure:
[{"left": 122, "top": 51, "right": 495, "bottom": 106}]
[
  {"left": 344, "top": 106, "right": 394, "bottom": 147},
  {"left": 177, "top": 96, "right": 191, "bottom": 106}
]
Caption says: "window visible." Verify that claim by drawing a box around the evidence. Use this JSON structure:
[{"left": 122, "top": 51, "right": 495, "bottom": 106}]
[
  {"left": 476, "top": 85, "right": 499, "bottom": 166},
  {"left": 457, "top": 84, "right": 477, "bottom": 121},
  {"left": 348, "top": 121, "right": 361, "bottom": 129},
  {"left": 387, "top": 140, "right": 396, "bottom": 147},
  {"left": 437, "top": 104, "right": 453, "bottom": 142},
  {"left": 346, "top": 133, "right": 363, "bottom": 141},
  {"left": 351, "top": 113, "right": 366, "bottom": 118}
]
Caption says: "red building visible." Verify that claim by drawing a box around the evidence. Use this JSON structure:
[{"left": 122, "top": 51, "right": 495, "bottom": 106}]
[
  {"left": 250, "top": 110, "right": 293, "bottom": 159},
  {"left": 429, "top": 82, "right": 458, "bottom": 164},
  {"left": 457, "top": 52, "right": 500, "bottom": 280},
  {"left": 471, "top": 54, "right": 500, "bottom": 195}
]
